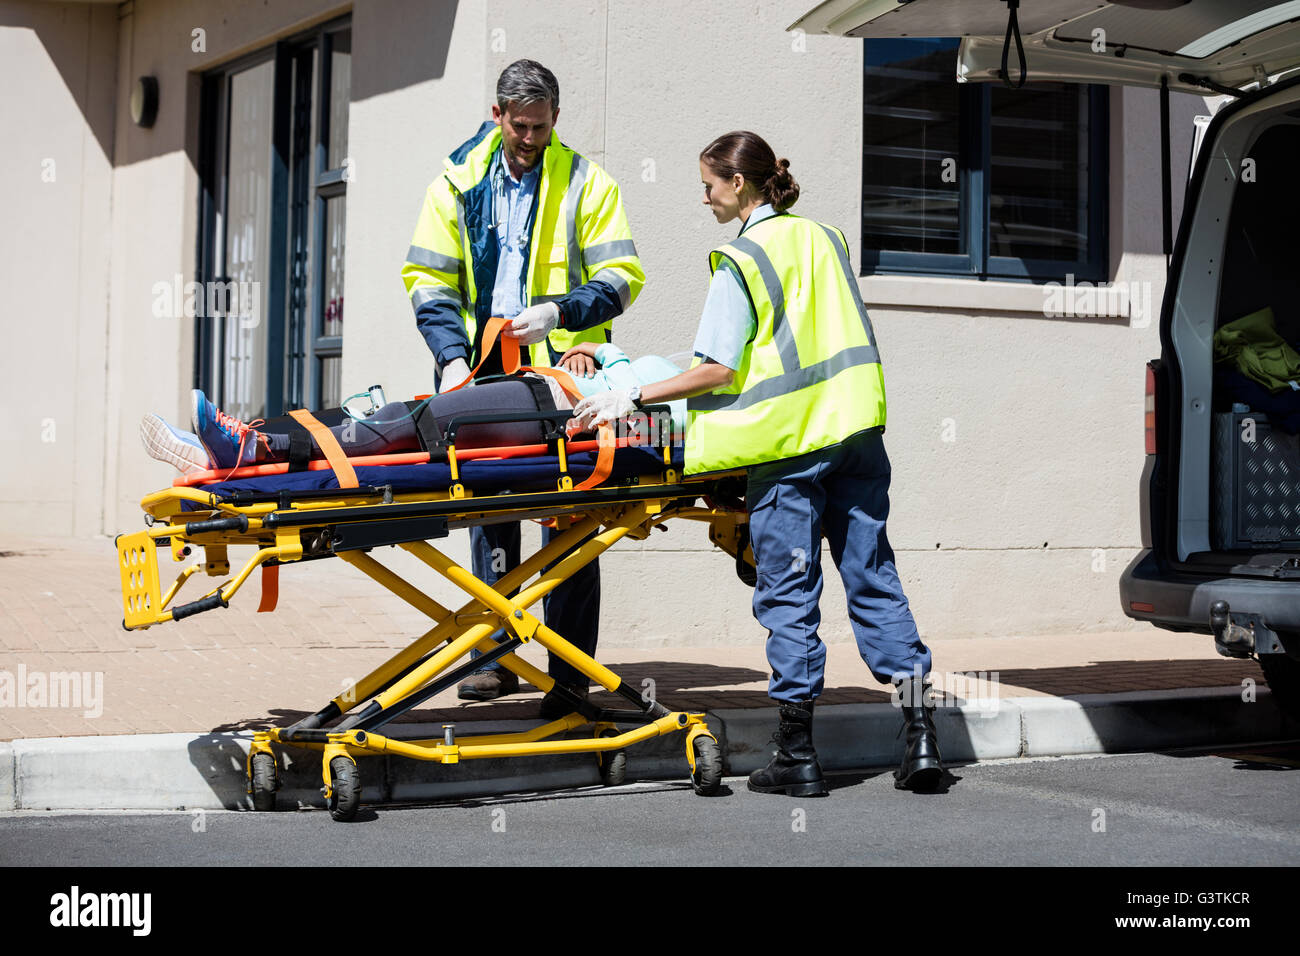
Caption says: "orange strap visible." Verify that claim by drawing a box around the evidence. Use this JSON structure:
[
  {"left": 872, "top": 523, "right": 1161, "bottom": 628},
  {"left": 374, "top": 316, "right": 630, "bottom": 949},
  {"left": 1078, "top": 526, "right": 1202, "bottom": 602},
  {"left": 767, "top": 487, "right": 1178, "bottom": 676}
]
[
  {"left": 522, "top": 363, "right": 615, "bottom": 489},
  {"left": 450, "top": 320, "right": 611, "bottom": 485},
  {"left": 439, "top": 314, "right": 580, "bottom": 403},
  {"left": 288, "top": 408, "right": 359, "bottom": 489},
  {"left": 257, "top": 564, "right": 279, "bottom": 613},
  {"left": 442, "top": 316, "right": 519, "bottom": 394},
  {"left": 574, "top": 424, "right": 617, "bottom": 490},
  {"left": 522, "top": 364, "right": 583, "bottom": 402},
  {"left": 426, "top": 318, "right": 618, "bottom": 488},
  {"left": 526, "top": 363, "right": 622, "bottom": 489}
]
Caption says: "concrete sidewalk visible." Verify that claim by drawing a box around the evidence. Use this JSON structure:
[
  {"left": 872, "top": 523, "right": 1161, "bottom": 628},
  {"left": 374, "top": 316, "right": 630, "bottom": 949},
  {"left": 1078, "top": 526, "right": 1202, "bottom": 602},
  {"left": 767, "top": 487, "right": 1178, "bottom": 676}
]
[{"left": 1, "top": 534, "right": 1296, "bottom": 811}]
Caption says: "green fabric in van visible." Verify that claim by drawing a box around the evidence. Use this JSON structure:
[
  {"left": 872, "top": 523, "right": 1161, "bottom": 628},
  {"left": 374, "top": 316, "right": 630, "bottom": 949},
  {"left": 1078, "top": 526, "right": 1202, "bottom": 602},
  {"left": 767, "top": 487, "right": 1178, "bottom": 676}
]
[{"left": 1213, "top": 306, "right": 1300, "bottom": 393}]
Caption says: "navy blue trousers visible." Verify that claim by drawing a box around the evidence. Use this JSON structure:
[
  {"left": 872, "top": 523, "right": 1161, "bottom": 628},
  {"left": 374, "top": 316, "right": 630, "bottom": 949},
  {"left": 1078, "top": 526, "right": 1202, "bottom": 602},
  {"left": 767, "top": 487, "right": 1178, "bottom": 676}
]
[
  {"left": 469, "top": 522, "right": 600, "bottom": 688},
  {"left": 745, "top": 428, "right": 930, "bottom": 703}
]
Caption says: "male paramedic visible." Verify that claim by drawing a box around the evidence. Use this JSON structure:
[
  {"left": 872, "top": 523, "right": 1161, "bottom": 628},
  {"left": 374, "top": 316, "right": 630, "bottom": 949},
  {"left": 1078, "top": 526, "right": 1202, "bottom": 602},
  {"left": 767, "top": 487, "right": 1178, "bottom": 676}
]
[{"left": 400, "top": 59, "right": 645, "bottom": 717}]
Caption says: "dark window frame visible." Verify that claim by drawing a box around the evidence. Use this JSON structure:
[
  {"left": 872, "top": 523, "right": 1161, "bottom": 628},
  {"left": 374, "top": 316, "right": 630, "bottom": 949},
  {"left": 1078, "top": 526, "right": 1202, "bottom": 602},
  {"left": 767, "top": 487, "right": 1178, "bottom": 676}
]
[
  {"left": 861, "top": 40, "right": 1110, "bottom": 284},
  {"left": 195, "top": 14, "right": 350, "bottom": 418}
]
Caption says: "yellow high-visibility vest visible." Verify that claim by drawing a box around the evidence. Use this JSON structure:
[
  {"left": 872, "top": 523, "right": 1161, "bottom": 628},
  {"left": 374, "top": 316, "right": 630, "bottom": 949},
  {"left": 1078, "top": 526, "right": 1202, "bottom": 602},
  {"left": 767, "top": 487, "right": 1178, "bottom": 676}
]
[
  {"left": 685, "top": 213, "right": 887, "bottom": 475},
  {"left": 401, "top": 124, "right": 643, "bottom": 366}
]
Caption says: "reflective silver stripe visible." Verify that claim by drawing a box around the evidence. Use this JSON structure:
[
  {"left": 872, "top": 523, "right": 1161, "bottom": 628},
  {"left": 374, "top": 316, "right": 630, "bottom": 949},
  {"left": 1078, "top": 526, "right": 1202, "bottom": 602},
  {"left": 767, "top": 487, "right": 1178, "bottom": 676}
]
[
  {"left": 687, "top": 345, "right": 880, "bottom": 413},
  {"left": 531, "top": 293, "right": 566, "bottom": 305},
  {"left": 591, "top": 267, "right": 632, "bottom": 311},
  {"left": 816, "top": 223, "right": 878, "bottom": 351},
  {"left": 411, "top": 286, "right": 462, "bottom": 311},
  {"left": 582, "top": 238, "right": 638, "bottom": 268},
  {"left": 564, "top": 155, "right": 590, "bottom": 290},
  {"left": 729, "top": 237, "right": 801, "bottom": 375},
  {"left": 406, "top": 244, "right": 460, "bottom": 275}
]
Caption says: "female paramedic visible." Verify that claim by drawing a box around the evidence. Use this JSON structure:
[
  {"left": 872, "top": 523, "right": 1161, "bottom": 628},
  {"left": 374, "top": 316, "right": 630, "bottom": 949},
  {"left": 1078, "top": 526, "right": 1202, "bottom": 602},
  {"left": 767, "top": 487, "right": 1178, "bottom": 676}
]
[{"left": 568, "top": 131, "right": 942, "bottom": 796}]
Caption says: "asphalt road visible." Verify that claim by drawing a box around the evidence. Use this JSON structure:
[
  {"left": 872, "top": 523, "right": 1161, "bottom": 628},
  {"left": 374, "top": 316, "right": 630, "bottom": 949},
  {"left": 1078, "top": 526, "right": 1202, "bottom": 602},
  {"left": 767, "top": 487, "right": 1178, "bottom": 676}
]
[{"left": 1, "top": 745, "right": 1296, "bottom": 867}]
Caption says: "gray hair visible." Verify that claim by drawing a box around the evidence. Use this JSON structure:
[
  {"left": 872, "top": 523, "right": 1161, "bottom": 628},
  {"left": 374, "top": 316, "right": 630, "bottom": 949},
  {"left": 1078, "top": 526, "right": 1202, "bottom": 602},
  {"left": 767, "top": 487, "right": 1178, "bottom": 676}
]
[{"left": 496, "top": 59, "right": 560, "bottom": 113}]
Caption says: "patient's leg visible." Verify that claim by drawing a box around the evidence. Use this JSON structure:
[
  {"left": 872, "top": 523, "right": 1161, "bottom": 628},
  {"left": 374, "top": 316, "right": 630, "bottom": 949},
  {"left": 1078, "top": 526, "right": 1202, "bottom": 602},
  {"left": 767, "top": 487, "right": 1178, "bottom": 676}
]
[
  {"left": 261, "top": 402, "right": 420, "bottom": 461},
  {"left": 203, "top": 377, "right": 559, "bottom": 466}
]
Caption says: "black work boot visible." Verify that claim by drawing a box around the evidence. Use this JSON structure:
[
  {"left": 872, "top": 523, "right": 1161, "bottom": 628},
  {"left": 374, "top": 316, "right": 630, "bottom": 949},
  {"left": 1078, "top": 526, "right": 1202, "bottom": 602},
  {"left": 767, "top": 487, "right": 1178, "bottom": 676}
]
[
  {"left": 747, "top": 701, "right": 829, "bottom": 797},
  {"left": 894, "top": 679, "right": 943, "bottom": 791}
]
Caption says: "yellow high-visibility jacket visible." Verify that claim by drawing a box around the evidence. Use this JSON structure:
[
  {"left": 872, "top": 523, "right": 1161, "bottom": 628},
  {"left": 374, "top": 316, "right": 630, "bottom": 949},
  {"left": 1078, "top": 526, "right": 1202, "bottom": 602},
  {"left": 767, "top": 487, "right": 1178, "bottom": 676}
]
[
  {"left": 685, "top": 213, "right": 887, "bottom": 475},
  {"left": 402, "top": 121, "right": 644, "bottom": 370}
]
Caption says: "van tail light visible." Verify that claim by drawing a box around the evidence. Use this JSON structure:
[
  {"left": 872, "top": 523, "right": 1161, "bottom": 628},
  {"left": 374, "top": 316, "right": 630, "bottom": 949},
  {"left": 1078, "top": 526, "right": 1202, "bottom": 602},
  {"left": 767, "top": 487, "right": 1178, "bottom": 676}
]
[{"left": 1145, "top": 363, "right": 1157, "bottom": 456}]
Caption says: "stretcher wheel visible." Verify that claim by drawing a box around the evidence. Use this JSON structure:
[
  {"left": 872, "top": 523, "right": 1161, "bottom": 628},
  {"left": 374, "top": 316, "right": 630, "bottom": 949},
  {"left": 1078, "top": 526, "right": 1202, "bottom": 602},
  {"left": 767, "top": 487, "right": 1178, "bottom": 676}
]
[
  {"left": 596, "top": 729, "right": 627, "bottom": 786},
  {"left": 327, "top": 757, "right": 361, "bottom": 822},
  {"left": 690, "top": 735, "right": 722, "bottom": 796},
  {"left": 250, "top": 753, "right": 278, "bottom": 812}
]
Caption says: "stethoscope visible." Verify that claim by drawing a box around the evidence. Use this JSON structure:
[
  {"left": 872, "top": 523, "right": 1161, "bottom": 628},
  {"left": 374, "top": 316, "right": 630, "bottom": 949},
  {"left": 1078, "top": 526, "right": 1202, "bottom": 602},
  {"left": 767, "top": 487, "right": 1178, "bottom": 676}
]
[{"left": 490, "top": 158, "right": 537, "bottom": 251}]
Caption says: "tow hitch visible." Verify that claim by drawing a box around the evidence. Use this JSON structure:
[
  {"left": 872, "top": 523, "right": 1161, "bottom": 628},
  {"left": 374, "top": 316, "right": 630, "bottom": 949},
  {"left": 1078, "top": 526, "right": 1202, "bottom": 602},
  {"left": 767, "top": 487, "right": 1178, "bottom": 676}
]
[{"left": 1210, "top": 601, "right": 1286, "bottom": 658}]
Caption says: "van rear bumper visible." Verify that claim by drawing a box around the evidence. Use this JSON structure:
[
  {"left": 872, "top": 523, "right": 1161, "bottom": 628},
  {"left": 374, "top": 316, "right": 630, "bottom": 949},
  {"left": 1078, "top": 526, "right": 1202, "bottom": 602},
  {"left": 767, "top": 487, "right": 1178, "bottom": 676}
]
[{"left": 1120, "top": 549, "right": 1300, "bottom": 635}]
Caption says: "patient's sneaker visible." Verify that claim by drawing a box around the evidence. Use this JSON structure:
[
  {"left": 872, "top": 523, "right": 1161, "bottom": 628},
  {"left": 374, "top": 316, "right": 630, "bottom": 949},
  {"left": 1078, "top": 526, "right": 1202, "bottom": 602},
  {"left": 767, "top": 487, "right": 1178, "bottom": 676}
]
[
  {"left": 191, "top": 389, "right": 262, "bottom": 470},
  {"left": 139, "top": 414, "right": 212, "bottom": 474}
]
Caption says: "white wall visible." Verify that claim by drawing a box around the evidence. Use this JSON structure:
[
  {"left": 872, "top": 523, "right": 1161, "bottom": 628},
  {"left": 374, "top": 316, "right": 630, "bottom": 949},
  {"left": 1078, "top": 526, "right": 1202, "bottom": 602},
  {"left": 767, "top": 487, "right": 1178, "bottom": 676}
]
[
  {"left": 0, "top": 0, "right": 1227, "bottom": 641},
  {"left": 341, "top": 0, "right": 488, "bottom": 402},
  {"left": 0, "top": 0, "right": 117, "bottom": 537}
]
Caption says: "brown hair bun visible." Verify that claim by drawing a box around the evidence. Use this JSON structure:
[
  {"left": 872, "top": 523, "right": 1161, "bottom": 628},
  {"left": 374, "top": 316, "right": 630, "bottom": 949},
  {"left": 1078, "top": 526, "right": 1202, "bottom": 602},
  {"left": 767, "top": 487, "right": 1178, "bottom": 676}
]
[{"left": 700, "top": 131, "right": 801, "bottom": 212}]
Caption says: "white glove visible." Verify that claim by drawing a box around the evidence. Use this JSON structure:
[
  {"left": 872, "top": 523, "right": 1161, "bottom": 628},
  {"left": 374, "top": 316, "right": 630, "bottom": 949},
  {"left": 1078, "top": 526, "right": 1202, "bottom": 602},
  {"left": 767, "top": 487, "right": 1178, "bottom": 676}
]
[
  {"left": 438, "top": 357, "right": 471, "bottom": 393},
  {"left": 569, "top": 389, "right": 637, "bottom": 433},
  {"left": 504, "top": 301, "right": 560, "bottom": 346}
]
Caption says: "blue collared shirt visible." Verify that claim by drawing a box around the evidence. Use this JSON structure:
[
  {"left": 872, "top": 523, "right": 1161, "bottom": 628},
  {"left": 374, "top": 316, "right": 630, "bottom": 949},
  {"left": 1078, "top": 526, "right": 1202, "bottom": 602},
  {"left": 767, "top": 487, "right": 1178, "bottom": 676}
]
[
  {"left": 489, "top": 147, "right": 541, "bottom": 321},
  {"left": 691, "top": 203, "right": 777, "bottom": 370}
]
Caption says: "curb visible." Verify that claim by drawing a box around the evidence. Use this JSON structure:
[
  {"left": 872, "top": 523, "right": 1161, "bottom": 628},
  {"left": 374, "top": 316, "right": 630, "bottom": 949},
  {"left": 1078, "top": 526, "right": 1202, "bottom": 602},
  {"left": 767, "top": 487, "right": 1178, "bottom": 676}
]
[{"left": 2, "top": 688, "right": 1297, "bottom": 811}]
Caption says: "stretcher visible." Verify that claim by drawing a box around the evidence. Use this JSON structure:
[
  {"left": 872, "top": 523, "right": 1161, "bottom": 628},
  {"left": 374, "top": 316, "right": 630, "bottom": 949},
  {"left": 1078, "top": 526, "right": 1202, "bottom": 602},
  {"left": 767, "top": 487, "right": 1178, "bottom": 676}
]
[{"left": 114, "top": 335, "right": 757, "bottom": 820}]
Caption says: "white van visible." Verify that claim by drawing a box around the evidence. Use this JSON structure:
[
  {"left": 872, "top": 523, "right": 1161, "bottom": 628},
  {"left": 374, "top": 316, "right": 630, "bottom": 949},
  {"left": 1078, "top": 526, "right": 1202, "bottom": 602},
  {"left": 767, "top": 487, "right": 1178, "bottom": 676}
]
[{"left": 794, "top": 0, "right": 1300, "bottom": 718}]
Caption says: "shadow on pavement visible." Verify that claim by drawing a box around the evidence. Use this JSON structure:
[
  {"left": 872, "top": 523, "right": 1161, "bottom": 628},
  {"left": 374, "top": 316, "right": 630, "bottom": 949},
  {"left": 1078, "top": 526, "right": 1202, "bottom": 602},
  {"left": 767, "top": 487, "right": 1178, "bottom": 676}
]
[{"left": 186, "top": 733, "right": 254, "bottom": 810}]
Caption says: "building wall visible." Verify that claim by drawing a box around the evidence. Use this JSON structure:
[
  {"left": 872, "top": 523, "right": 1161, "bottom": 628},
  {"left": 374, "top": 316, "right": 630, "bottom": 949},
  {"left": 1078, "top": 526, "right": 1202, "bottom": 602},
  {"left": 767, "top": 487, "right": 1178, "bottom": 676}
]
[
  {"left": 1, "top": 0, "right": 1220, "bottom": 641},
  {"left": 342, "top": 0, "right": 485, "bottom": 405},
  {"left": 0, "top": 0, "right": 118, "bottom": 537},
  {"left": 103, "top": 0, "right": 360, "bottom": 534}
]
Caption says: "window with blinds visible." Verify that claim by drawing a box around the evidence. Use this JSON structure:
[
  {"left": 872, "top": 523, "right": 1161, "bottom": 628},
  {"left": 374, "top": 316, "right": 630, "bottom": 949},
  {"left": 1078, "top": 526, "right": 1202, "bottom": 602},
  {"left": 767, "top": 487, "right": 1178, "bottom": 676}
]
[
  {"left": 862, "top": 38, "right": 1108, "bottom": 282},
  {"left": 862, "top": 38, "right": 964, "bottom": 257}
]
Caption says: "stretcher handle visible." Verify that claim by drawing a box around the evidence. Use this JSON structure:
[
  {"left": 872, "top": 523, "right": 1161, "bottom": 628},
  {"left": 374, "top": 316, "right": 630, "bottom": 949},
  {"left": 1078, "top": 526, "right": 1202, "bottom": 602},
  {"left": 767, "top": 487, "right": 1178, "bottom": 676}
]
[
  {"left": 183, "top": 514, "right": 249, "bottom": 536},
  {"left": 439, "top": 406, "right": 676, "bottom": 449},
  {"left": 283, "top": 728, "right": 330, "bottom": 744},
  {"left": 170, "top": 591, "right": 229, "bottom": 621},
  {"left": 223, "top": 485, "right": 392, "bottom": 506},
  {"left": 635, "top": 402, "right": 674, "bottom": 417},
  {"left": 438, "top": 410, "right": 574, "bottom": 446}
]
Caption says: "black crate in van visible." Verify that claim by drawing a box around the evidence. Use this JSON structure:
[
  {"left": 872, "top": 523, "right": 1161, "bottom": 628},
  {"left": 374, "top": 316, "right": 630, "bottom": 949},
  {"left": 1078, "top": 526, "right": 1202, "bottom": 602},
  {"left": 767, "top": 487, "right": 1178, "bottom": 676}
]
[{"left": 1213, "top": 410, "right": 1300, "bottom": 549}]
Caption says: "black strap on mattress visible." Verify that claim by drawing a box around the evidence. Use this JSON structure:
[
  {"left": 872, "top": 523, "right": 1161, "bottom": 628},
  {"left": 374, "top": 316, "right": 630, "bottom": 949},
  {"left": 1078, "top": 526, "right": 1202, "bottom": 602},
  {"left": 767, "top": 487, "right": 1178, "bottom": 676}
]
[
  {"left": 286, "top": 430, "right": 312, "bottom": 472},
  {"left": 413, "top": 400, "right": 445, "bottom": 454}
]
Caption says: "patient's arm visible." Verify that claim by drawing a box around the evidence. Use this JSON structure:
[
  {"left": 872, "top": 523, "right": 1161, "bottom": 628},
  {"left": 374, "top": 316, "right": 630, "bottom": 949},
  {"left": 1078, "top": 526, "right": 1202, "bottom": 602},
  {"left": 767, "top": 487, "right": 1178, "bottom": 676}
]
[{"left": 558, "top": 341, "right": 601, "bottom": 378}]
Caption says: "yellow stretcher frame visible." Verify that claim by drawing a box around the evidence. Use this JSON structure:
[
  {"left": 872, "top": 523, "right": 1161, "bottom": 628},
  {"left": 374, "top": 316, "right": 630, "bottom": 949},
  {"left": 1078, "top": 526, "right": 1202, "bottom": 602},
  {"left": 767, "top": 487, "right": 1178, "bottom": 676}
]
[{"left": 115, "top": 435, "right": 756, "bottom": 820}]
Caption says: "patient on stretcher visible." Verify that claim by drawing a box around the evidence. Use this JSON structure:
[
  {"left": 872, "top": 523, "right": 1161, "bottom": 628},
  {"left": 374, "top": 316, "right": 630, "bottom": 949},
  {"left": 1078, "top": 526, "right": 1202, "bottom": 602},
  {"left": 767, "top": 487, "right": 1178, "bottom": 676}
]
[{"left": 140, "top": 343, "right": 686, "bottom": 475}]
